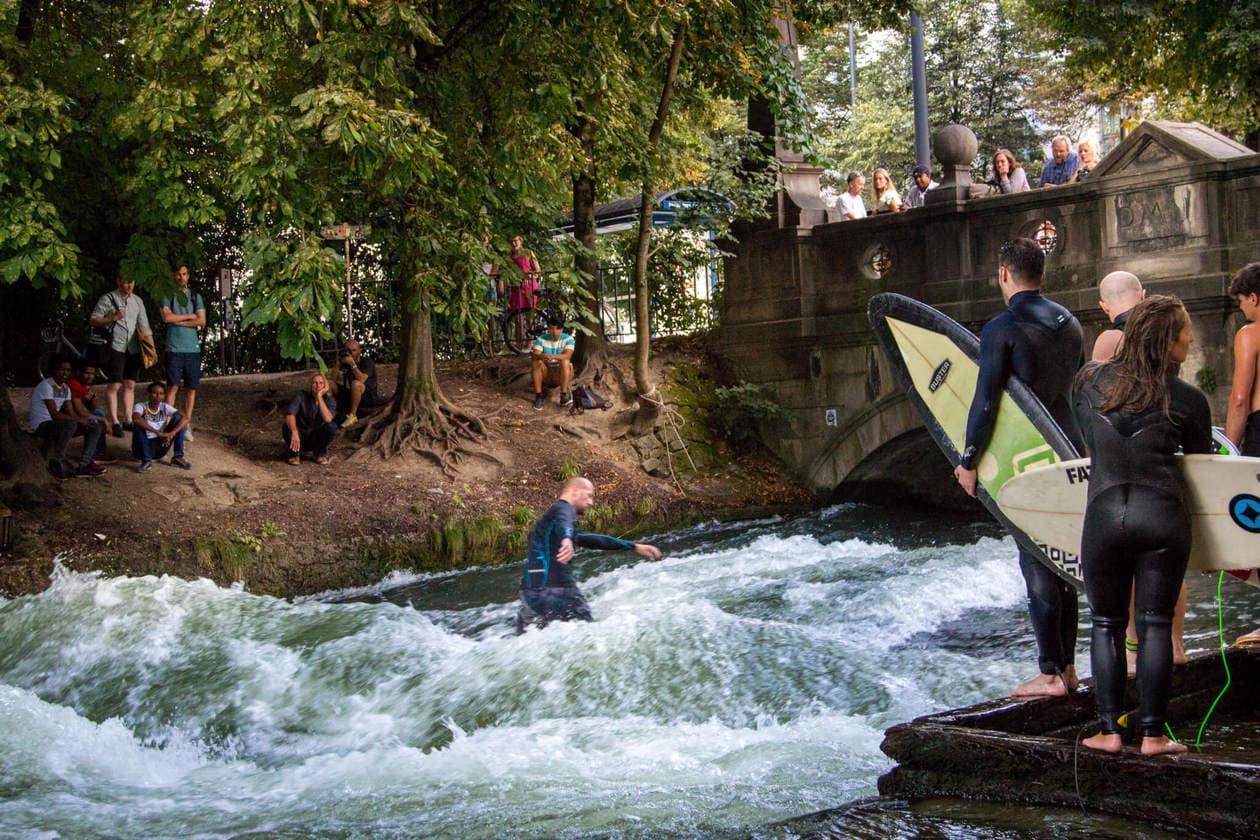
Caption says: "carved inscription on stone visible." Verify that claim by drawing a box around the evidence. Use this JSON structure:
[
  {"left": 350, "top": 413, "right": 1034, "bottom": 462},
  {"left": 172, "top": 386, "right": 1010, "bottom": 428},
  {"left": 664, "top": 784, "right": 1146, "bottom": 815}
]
[{"left": 1111, "top": 185, "right": 1194, "bottom": 252}]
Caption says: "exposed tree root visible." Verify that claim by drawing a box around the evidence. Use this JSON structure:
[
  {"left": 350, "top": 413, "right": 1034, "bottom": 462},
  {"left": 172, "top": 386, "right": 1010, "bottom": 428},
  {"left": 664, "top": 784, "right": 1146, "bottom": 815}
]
[{"left": 351, "top": 395, "right": 499, "bottom": 477}]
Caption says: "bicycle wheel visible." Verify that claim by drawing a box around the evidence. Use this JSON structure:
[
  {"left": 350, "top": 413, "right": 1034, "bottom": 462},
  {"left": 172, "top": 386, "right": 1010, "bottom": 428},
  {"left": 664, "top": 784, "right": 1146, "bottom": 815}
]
[{"left": 502, "top": 307, "right": 541, "bottom": 354}]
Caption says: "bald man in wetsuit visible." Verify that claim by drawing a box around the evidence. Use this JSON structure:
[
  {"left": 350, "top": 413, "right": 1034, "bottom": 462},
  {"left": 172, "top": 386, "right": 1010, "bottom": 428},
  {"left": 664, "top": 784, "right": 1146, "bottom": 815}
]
[
  {"left": 954, "top": 237, "right": 1085, "bottom": 698},
  {"left": 1092, "top": 270, "right": 1145, "bottom": 362},
  {"left": 516, "top": 477, "right": 661, "bottom": 633}
]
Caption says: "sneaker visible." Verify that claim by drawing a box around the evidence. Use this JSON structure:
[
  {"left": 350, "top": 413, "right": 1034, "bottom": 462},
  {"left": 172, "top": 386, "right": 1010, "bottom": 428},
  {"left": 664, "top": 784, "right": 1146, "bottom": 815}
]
[
  {"left": 183, "top": 426, "right": 194, "bottom": 443},
  {"left": 136, "top": 460, "right": 153, "bottom": 473},
  {"left": 342, "top": 415, "right": 358, "bottom": 428},
  {"left": 171, "top": 456, "right": 192, "bottom": 470},
  {"left": 314, "top": 454, "right": 330, "bottom": 465},
  {"left": 48, "top": 460, "right": 66, "bottom": 480},
  {"left": 533, "top": 394, "right": 545, "bottom": 411},
  {"left": 95, "top": 452, "right": 117, "bottom": 464},
  {"left": 287, "top": 455, "right": 301, "bottom": 466},
  {"left": 111, "top": 422, "right": 123, "bottom": 438},
  {"left": 75, "top": 462, "right": 107, "bottom": 478},
  {"left": 559, "top": 390, "right": 572, "bottom": 406},
  {"left": 122, "top": 422, "right": 134, "bottom": 432}
]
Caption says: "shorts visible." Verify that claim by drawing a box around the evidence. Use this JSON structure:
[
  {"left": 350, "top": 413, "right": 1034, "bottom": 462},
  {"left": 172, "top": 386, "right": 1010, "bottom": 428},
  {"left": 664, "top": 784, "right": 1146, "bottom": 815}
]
[
  {"left": 97, "top": 346, "right": 143, "bottom": 383},
  {"left": 166, "top": 351, "right": 202, "bottom": 389}
]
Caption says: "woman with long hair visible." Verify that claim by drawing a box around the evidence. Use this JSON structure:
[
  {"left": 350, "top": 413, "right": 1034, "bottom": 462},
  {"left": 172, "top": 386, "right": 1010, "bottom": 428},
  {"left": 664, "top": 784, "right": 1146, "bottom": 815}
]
[
  {"left": 988, "top": 148, "right": 1030, "bottom": 193},
  {"left": 508, "top": 236, "right": 541, "bottom": 311},
  {"left": 1072, "top": 295, "right": 1213, "bottom": 756},
  {"left": 871, "top": 167, "right": 902, "bottom": 213}
]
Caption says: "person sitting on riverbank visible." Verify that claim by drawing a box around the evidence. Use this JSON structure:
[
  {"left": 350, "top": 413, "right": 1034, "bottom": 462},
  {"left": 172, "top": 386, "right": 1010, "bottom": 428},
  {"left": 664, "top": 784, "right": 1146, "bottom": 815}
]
[
  {"left": 30, "top": 357, "right": 106, "bottom": 479},
  {"left": 68, "top": 358, "right": 113, "bottom": 463},
  {"left": 516, "top": 477, "right": 661, "bottom": 633},
  {"left": 336, "top": 339, "right": 386, "bottom": 428},
  {"left": 1073, "top": 295, "right": 1213, "bottom": 756},
  {"left": 284, "top": 372, "right": 338, "bottom": 466},
  {"left": 531, "top": 313, "right": 575, "bottom": 410},
  {"left": 131, "top": 381, "right": 191, "bottom": 472}
]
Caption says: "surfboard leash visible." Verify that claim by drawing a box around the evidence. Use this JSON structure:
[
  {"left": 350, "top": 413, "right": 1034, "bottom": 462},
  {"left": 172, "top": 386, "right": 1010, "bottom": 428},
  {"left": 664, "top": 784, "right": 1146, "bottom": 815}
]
[{"left": 1193, "top": 571, "right": 1232, "bottom": 749}]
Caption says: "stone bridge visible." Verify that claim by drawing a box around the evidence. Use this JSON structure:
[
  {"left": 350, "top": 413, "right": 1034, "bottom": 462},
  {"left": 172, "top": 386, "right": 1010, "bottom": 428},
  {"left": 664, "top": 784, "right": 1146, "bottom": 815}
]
[{"left": 713, "top": 121, "right": 1260, "bottom": 506}]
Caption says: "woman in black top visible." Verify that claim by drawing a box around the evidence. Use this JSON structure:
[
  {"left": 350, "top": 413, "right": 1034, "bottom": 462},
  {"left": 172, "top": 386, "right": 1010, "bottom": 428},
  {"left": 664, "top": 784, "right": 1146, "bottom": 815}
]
[{"left": 1072, "top": 295, "right": 1213, "bottom": 756}]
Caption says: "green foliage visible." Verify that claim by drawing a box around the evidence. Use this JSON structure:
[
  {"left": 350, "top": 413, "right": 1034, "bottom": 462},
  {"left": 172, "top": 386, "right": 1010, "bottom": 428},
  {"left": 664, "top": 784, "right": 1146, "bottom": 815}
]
[
  {"left": 712, "top": 382, "right": 791, "bottom": 448},
  {"left": 557, "top": 455, "right": 581, "bottom": 481},
  {"left": 1017, "top": 0, "right": 1260, "bottom": 138},
  {"left": 634, "top": 496, "right": 657, "bottom": 518},
  {"left": 801, "top": 1, "right": 1073, "bottom": 189},
  {"left": 583, "top": 502, "right": 623, "bottom": 535},
  {"left": 602, "top": 228, "right": 718, "bottom": 336}
]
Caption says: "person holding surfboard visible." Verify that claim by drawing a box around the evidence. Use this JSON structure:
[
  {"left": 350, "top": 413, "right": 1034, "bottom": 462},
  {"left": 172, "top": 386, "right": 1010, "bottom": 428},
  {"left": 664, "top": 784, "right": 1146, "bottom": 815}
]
[
  {"left": 1072, "top": 295, "right": 1213, "bottom": 756},
  {"left": 953, "top": 237, "right": 1085, "bottom": 699},
  {"left": 1092, "top": 271, "right": 1191, "bottom": 673},
  {"left": 1225, "top": 263, "right": 1260, "bottom": 649}
]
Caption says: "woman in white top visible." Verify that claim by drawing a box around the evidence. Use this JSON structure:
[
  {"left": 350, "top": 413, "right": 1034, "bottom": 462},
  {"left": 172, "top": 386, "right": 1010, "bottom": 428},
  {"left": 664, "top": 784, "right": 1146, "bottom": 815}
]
[{"left": 871, "top": 167, "right": 902, "bottom": 213}]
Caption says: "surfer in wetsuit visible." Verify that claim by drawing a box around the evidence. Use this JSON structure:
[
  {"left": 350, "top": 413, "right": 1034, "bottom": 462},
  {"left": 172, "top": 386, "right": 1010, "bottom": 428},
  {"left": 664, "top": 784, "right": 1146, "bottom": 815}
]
[
  {"left": 953, "top": 237, "right": 1085, "bottom": 698},
  {"left": 1073, "top": 296, "right": 1213, "bottom": 755},
  {"left": 1092, "top": 271, "right": 1189, "bottom": 673},
  {"left": 516, "top": 477, "right": 662, "bottom": 633}
]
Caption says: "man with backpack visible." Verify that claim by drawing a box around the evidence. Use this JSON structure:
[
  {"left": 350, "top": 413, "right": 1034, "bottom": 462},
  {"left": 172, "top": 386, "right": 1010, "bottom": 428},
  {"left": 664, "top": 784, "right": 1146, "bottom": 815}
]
[{"left": 89, "top": 273, "right": 153, "bottom": 438}]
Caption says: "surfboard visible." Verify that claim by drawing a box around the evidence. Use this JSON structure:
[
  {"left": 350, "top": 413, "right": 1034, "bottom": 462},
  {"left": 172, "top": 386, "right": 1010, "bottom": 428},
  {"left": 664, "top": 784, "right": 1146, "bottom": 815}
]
[
  {"left": 867, "top": 293, "right": 1084, "bottom": 588},
  {"left": 997, "top": 455, "right": 1260, "bottom": 573}
]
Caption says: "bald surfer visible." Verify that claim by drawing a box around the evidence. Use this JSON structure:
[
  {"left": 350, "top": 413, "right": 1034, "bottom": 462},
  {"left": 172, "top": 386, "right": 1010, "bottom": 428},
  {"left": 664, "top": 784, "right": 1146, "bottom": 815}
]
[
  {"left": 1091, "top": 270, "right": 1145, "bottom": 362},
  {"left": 953, "top": 237, "right": 1085, "bottom": 698},
  {"left": 516, "top": 477, "right": 662, "bottom": 633}
]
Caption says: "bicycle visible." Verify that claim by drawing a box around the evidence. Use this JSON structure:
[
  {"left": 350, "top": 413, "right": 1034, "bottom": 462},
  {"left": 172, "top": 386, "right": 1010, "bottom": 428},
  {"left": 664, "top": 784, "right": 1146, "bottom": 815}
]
[
  {"left": 499, "top": 286, "right": 555, "bottom": 355},
  {"left": 37, "top": 319, "right": 105, "bottom": 381}
]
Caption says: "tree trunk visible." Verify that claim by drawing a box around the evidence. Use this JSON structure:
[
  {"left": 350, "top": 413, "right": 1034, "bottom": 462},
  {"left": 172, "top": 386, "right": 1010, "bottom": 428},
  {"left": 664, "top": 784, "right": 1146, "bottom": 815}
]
[
  {"left": 355, "top": 281, "right": 487, "bottom": 474},
  {"left": 631, "top": 22, "right": 686, "bottom": 428},
  {"left": 0, "top": 350, "right": 56, "bottom": 508},
  {"left": 16, "top": 0, "right": 38, "bottom": 43},
  {"left": 570, "top": 114, "right": 606, "bottom": 376}
]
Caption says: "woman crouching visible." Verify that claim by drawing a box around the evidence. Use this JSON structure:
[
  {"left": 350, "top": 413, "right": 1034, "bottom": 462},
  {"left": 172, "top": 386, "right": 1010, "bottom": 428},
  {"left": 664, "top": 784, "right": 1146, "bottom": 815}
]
[{"left": 1072, "top": 295, "right": 1213, "bottom": 755}]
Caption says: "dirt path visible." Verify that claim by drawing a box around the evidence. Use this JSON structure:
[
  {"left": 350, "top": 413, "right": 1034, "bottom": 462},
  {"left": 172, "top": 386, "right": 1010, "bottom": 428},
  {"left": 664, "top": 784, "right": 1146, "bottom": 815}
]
[{"left": 1, "top": 345, "right": 812, "bottom": 597}]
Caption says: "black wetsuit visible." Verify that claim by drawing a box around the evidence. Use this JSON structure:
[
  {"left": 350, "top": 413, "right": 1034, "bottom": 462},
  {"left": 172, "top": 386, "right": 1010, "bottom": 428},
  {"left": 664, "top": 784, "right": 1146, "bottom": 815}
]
[
  {"left": 1242, "top": 410, "right": 1260, "bottom": 457},
  {"left": 960, "top": 289, "right": 1085, "bottom": 677},
  {"left": 1073, "top": 365, "right": 1213, "bottom": 736},
  {"left": 516, "top": 499, "right": 635, "bottom": 633}
]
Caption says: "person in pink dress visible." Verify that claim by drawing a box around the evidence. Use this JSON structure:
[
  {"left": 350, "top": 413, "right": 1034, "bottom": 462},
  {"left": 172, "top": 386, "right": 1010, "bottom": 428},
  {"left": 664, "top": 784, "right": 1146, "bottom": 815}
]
[{"left": 508, "top": 236, "right": 541, "bottom": 311}]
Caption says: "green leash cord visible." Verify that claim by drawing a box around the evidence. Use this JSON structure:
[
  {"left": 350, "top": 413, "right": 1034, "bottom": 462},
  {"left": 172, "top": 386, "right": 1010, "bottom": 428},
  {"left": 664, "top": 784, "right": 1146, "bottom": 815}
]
[{"left": 1193, "top": 571, "right": 1232, "bottom": 749}]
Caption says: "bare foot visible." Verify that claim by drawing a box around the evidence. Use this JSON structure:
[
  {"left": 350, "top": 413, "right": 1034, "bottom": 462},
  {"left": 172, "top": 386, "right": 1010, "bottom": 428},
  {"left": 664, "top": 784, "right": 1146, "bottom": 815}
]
[
  {"left": 1083, "top": 732, "right": 1123, "bottom": 753},
  {"left": 1141, "top": 736, "right": 1187, "bottom": 756},
  {"left": 1172, "top": 645, "right": 1188, "bottom": 666},
  {"left": 1126, "top": 650, "right": 1137, "bottom": 677},
  {"left": 1011, "top": 672, "right": 1071, "bottom": 698}
]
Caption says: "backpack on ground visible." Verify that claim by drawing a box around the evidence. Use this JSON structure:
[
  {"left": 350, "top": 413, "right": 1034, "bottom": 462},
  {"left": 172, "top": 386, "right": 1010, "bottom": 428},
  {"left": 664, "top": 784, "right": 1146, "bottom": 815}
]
[{"left": 569, "top": 385, "right": 609, "bottom": 414}]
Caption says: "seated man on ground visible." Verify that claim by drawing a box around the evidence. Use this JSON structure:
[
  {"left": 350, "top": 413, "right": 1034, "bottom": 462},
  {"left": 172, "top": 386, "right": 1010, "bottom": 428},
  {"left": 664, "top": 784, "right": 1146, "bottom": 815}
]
[
  {"left": 131, "top": 381, "right": 191, "bottom": 472},
  {"left": 30, "top": 358, "right": 106, "bottom": 479},
  {"left": 284, "top": 372, "right": 338, "bottom": 466},
  {"left": 67, "top": 358, "right": 113, "bottom": 463},
  {"left": 337, "top": 339, "right": 386, "bottom": 427},
  {"left": 531, "top": 313, "right": 575, "bottom": 410}
]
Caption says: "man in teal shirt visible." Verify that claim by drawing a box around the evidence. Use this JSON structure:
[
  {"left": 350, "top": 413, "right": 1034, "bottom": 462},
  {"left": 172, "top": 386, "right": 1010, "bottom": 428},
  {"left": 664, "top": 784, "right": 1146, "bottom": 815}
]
[{"left": 161, "top": 264, "right": 206, "bottom": 442}]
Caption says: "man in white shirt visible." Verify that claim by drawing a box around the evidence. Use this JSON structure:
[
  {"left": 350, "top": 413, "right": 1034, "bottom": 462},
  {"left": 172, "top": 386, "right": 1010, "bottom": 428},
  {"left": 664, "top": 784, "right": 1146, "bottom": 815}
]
[
  {"left": 29, "top": 358, "right": 106, "bottom": 479},
  {"left": 904, "top": 165, "right": 938, "bottom": 209},
  {"left": 838, "top": 171, "right": 867, "bottom": 220}
]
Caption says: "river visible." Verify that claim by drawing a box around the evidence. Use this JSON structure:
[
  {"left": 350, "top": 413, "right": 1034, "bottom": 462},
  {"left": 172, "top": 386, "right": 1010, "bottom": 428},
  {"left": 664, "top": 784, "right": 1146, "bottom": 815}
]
[{"left": 1, "top": 504, "right": 1255, "bottom": 838}]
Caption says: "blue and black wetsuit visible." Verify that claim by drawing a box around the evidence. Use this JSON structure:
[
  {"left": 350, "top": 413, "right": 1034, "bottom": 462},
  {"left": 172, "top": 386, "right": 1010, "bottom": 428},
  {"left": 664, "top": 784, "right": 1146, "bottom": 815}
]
[
  {"left": 960, "top": 289, "right": 1085, "bottom": 677},
  {"left": 1074, "top": 365, "right": 1212, "bottom": 736},
  {"left": 516, "top": 499, "right": 635, "bottom": 633}
]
